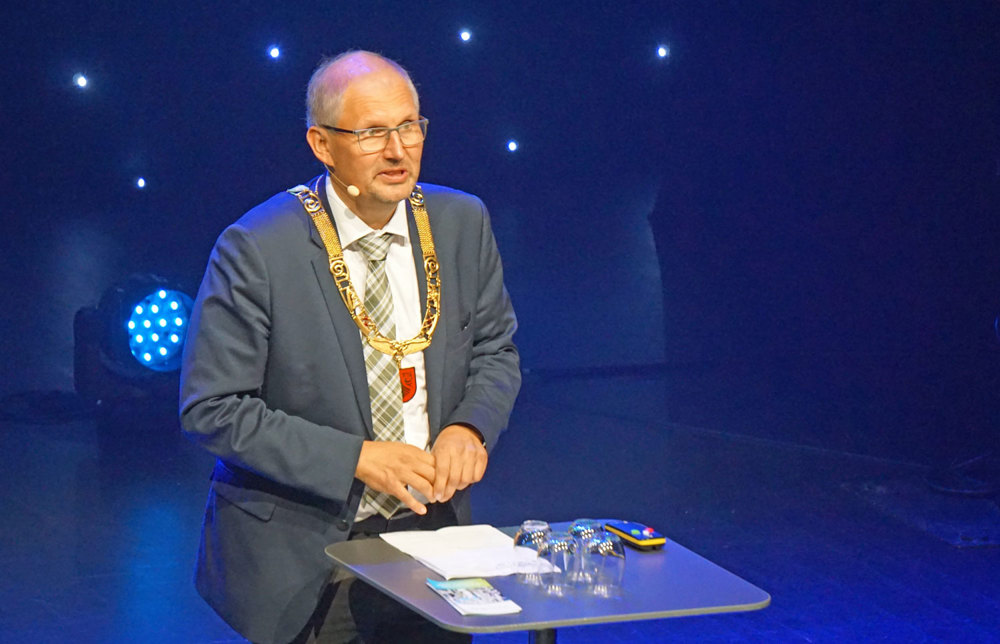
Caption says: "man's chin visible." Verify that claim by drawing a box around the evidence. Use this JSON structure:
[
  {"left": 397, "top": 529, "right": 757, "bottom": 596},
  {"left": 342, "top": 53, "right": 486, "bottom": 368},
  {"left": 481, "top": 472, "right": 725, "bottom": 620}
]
[{"left": 370, "top": 180, "right": 417, "bottom": 204}]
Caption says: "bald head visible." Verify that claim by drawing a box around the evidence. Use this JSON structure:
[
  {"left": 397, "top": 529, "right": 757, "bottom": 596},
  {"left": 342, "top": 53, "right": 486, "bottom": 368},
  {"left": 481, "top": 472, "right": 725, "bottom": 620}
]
[{"left": 305, "top": 50, "right": 419, "bottom": 127}]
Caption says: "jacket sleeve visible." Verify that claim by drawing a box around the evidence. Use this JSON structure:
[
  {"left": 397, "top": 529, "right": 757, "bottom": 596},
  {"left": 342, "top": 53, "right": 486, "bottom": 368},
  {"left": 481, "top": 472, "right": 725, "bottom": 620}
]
[
  {"left": 442, "top": 203, "right": 521, "bottom": 451},
  {"left": 179, "top": 223, "right": 363, "bottom": 504}
]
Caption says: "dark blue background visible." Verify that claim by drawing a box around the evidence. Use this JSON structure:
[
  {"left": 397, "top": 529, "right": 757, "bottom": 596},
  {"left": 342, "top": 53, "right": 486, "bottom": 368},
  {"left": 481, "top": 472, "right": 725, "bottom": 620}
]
[{"left": 3, "top": 1, "right": 999, "bottom": 463}]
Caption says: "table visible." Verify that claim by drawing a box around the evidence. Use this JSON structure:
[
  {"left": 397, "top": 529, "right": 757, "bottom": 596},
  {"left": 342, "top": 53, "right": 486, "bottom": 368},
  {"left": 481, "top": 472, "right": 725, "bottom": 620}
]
[{"left": 324, "top": 523, "right": 770, "bottom": 642}]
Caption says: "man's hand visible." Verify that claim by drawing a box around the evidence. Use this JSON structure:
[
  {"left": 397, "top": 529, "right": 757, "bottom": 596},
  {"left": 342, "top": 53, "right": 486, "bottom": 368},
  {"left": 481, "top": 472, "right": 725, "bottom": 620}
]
[
  {"left": 355, "top": 441, "right": 436, "bottom": 515},
  {"left": 430, "top": 424, "right": 488, "bottom": 503}
]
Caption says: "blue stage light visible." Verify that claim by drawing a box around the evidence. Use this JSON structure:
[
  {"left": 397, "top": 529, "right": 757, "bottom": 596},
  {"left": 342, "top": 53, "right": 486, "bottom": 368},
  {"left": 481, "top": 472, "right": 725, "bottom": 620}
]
[
  {"left": 73, "top": 73, "right": 88, "bottom": 88},
  {"left": 74, "top": 274, "right": 197, "bottom": 406},
  {"left": 268, "top": 46, "right": 281, "bottom": 59},
  {"left": 657, "top": 45, "right": 670, "bottom": 59},
  {"left": 124, "top": 288, "right": 194, "bottom": 372},
  {"left": 507, "top": 140, "right": 518, "bottom": 152},
  {"left": 460, "top": 30, "right": 471, "bottom": 42},
  {"left": 136, "top": 177, "right": 146, "bottom": 189}
]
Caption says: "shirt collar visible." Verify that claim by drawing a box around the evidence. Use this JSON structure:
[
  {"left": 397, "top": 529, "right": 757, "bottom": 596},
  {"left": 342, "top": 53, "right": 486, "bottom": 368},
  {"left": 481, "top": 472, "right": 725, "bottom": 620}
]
[{"left": 324, "top": 175, "right": 409, "bottom": 249}]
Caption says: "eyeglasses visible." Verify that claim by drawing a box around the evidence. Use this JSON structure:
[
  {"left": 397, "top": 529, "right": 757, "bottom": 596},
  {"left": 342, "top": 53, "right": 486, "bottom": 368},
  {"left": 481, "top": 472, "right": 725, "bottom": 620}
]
[{"left": 320, "top": 118, "right": 429, "bottom": 154}]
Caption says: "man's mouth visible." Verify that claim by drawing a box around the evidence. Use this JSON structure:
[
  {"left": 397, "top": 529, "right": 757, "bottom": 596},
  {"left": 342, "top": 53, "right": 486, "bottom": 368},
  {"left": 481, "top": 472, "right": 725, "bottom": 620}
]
[{"left": 377, "top": 168, "right": 408, "bottom": 183}]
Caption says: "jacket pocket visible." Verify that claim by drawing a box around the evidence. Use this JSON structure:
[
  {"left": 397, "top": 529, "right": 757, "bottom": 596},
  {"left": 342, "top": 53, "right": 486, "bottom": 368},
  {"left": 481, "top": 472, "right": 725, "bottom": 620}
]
[{"left": 211, "top": 478, "right": 277, "bottom": 522}]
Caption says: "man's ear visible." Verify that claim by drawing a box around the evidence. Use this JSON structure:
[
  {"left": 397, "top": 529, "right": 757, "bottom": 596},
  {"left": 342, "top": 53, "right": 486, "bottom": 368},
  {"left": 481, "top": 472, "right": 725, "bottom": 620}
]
[{"left": 306, "top": 126, "right": 335, "bottom": 166}]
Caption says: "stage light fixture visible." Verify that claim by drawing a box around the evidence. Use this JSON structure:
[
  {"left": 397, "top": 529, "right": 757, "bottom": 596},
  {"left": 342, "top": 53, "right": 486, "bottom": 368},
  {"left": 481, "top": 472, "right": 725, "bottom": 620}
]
[
  {"left": 657, "top": 45, "right": 670, "bottom": 59},
  {"left": 74, "top": 274, "right": 195, "bottom": 405},
  {"left": 125, "top": 288, "right": 193, "bottom": 372},
  {"left": 507, "top": 140, "right": 518, "bottom": 152},
  {"left": 459, "top": 30, "right": 472, "bottom": 42},
  {"left": 268, "top": 45, "right": 281, "bottom": 59},
  {"left": 73, "top": 73, "right": 88, "bottom": 88},
  {"left": 136, "top": 177, "right": 146, "bottom": 189}
]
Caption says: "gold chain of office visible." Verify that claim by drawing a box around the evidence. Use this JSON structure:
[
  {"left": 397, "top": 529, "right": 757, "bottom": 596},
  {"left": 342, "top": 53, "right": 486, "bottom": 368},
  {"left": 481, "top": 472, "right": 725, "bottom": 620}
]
[{"left": 288, "top": 180, "right": 440, "bottom": 366}]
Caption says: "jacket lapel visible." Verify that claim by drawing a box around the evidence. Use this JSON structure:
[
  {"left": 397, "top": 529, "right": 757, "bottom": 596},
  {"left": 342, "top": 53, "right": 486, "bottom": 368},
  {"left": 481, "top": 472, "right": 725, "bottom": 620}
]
[
  {"left": 409, "top": 198, "right": 446, "bottom": 438},
  {"left": 309, "top": 176, "right": 374, "bottom": 437}
]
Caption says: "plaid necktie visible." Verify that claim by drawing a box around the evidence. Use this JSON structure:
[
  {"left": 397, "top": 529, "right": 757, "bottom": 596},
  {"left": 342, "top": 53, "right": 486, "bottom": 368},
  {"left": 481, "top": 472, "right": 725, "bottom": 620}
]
[{"left": 355, "top": 232, "right": 405, "bottom": 518}]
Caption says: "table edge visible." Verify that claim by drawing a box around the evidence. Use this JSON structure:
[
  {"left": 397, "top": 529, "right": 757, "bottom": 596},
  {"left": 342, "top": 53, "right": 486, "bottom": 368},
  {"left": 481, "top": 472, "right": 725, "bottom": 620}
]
[{"left": 424, "top": 592, "right": 773, "bottom": 634}]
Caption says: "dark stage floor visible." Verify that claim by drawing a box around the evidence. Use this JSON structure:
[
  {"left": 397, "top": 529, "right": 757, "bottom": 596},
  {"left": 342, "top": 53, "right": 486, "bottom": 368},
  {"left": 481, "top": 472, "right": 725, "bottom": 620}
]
[{"left": 1, "top": 370, "right": 998, "bottom": 643}]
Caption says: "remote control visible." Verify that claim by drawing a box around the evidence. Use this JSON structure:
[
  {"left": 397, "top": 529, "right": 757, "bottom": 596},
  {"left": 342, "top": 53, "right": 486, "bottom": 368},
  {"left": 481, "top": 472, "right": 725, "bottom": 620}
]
[{"left": 604, "top": 520, "right": 665, "bottom": 550}]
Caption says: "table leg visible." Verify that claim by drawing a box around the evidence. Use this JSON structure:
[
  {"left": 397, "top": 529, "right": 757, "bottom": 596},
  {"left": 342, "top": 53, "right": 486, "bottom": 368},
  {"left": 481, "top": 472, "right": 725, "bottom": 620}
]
[{"left": 528, "top": 628, "right": 556, "bottom": 644}]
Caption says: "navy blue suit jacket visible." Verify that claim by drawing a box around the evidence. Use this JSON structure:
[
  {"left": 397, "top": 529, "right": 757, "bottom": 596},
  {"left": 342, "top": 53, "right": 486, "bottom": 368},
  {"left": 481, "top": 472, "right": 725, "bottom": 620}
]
[{"left": 179, "top": 179, "right": 520, "bottom": 643}]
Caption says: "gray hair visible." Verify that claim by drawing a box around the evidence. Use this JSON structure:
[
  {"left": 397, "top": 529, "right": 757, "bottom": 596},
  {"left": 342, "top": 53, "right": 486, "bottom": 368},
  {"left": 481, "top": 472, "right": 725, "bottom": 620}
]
[{"left": 305, "top": 50, "right": 419, "bottom": 127}]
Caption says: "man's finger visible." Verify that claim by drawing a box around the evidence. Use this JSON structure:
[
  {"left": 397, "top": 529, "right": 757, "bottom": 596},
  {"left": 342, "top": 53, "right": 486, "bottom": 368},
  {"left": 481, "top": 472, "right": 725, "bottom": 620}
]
[
  {"left": 401, "top": 466, "right": 436, "bottom": 503},
  {"left": 433, "top": 449, "right": 452, "bottom": 501},
  {"left": 408, "top": 452, "right": 437, "bottom": 486},
  {"left": 392, "top": 485, "right": 428, "bottom": 515},
  {"left": 443, "top": 452, "right": 466, "bottom": 500}
]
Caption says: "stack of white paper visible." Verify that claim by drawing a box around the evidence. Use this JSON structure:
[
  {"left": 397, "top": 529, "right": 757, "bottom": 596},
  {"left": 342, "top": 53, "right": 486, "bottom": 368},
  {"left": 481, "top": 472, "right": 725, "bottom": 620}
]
[{"left": 380, "top": 524, "right": 556, "bottom": 580}]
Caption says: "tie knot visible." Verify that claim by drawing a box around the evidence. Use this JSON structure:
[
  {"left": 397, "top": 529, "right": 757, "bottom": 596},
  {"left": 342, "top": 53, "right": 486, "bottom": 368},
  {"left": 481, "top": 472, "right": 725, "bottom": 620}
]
[{"left": 355, "top": 233, "right": 393, "bottom": 261}]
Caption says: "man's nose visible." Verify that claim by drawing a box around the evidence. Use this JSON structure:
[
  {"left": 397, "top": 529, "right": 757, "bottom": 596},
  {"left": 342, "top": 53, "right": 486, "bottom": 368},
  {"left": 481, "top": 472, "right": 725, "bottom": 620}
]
[{"left": 383, "top": 130, "right": 405, "bottom": 159}]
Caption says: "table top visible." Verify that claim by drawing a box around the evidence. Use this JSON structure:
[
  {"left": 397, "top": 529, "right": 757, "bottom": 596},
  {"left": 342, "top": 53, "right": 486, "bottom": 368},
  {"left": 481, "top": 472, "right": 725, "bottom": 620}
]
[{"left": 324, "top": 522, "right": 770, "bottom": 634}]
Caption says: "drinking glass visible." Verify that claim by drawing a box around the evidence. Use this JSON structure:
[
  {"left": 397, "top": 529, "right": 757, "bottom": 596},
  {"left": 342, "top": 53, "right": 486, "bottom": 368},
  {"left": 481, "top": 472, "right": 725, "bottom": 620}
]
[
  {"left": 513, "top": 520, "right": 551, "bottom": 550},
  {"left": 536, "top": 533, "right": 576, "bottom": 596},
  {"left": 568, "top": 519, "right": 605, "bottom": 585},
  {"left": 513, "top": 520, "right": 551, "bottom": 585},
  {"left": 583, "top": 531, "right": 626, "bottom": 593}
]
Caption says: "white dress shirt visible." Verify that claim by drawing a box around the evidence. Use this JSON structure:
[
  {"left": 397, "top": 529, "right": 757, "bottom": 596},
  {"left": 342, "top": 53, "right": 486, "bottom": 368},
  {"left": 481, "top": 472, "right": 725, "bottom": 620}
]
[{"left": 324, "top": 177, "right": 431, "bottom": 519}]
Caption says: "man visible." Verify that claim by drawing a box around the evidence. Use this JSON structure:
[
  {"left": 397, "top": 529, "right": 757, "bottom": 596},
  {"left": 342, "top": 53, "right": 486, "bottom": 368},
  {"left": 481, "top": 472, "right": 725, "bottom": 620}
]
[{"left": 180, "top": 50, "right": 520, "bottom": 643}]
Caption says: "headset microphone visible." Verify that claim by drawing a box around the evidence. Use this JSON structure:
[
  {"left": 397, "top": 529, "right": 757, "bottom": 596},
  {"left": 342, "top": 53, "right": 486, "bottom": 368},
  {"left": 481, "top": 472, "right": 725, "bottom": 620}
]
[
  {"left": 326, "top": 167, "right": 361, "bottom": 197},
  {"left": 342, "top": 181, "right": 361, "bottom": 198}
]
